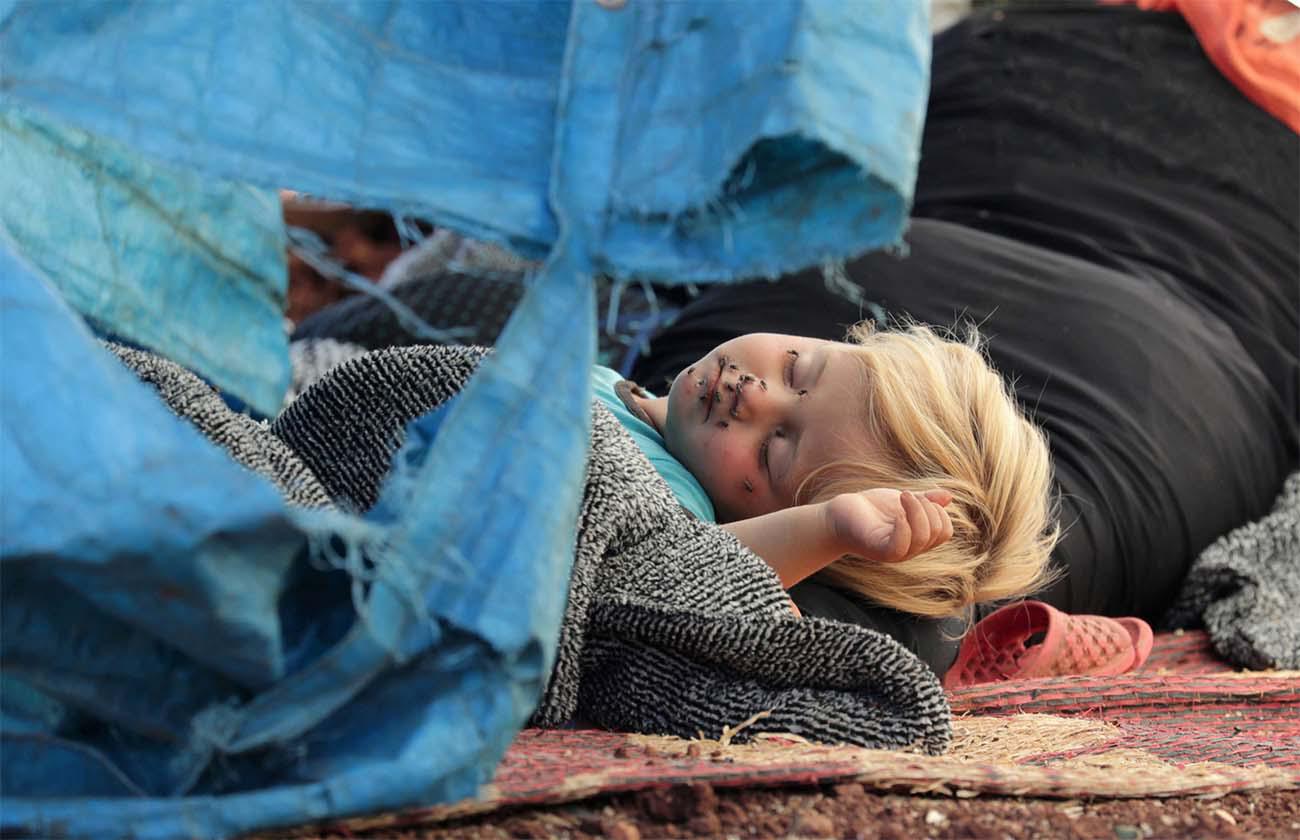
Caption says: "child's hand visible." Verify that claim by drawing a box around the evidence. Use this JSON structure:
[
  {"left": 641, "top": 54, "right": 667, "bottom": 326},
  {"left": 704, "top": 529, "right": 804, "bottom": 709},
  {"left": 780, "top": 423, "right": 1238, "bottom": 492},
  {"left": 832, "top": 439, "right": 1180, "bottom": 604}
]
[
  {"left": 823, "top": 488, "right": 953, "bottom": 564},
  {"left": 722, "top": 490, "right": 953, "bottom": 590}
]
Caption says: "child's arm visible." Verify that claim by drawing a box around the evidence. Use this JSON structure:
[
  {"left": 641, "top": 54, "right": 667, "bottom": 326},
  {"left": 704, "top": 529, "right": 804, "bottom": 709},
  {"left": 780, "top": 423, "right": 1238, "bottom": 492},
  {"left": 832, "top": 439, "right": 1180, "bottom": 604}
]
[{"left": 722, "top": 489, "right": 953, "bottom": 589}]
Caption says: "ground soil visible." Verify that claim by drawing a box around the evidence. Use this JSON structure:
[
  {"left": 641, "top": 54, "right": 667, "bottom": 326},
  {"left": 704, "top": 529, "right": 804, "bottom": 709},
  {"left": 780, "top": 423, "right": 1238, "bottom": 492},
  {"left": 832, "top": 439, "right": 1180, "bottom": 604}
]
[{"left": 306, "top": 784, "right": 1300, "bottom": 839}]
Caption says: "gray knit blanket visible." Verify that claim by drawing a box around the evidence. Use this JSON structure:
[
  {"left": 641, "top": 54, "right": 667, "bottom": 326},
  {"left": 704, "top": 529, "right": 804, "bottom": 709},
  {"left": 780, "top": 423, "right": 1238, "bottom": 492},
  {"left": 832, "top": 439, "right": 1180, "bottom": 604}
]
[
  {"left": 1166, "top": 470, "right": 1300, "bottom": 670},
  {"left": 112, "top": 342, "right": 952, "bottom": 752},
  {"left": 104, "top": 342, "right": 334, "bottom": 509}
]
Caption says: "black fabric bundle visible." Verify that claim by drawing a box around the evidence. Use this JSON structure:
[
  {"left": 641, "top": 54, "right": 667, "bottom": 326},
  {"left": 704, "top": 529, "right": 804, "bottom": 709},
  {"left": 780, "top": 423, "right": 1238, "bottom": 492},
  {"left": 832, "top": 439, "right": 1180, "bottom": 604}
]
[{"left": 631, "top": 218, "right": 1294, "bottom": 625}]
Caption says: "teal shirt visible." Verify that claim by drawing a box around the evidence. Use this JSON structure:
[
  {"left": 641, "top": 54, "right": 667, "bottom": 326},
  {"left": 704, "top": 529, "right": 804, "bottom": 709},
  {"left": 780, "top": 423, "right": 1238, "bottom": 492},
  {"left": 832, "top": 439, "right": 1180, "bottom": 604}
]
[{"left": 591, "top": 366, "right": 716, "bottom": 522}]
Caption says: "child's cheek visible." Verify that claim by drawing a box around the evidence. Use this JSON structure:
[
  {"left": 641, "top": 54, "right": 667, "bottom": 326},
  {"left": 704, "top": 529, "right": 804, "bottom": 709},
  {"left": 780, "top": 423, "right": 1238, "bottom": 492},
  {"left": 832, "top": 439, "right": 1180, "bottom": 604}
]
[{"left": 710, "top": 435, "right": 753, "bottom": 481}]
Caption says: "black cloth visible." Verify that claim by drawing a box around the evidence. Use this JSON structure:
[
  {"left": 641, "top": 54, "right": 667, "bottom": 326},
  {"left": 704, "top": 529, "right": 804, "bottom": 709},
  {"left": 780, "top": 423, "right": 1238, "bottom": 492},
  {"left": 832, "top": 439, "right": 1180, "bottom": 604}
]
[
  {"left": 631, "top": 6, "right": 1299, "bottom": 648},
  {"left": 633, "top": 221, "right": 1294, "bottom": 622},
  {"left": 790, "top": 581, "right": 967, "bottom": 677},
  {"left": 915, "top": 4, "right": 1298, "bottom": 420}
]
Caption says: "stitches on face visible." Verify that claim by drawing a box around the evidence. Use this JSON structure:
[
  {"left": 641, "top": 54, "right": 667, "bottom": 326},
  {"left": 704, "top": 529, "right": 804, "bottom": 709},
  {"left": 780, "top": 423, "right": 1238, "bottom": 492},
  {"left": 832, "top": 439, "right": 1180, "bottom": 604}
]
[
  {"left": 727, "top": 374, "right": 762, "bottom": 419},
  {"left": 665, "top": 334, "right": 870, "bottom": 523},
  {"left": 701, "top": 356, "right": 728, "bottom": 422}
]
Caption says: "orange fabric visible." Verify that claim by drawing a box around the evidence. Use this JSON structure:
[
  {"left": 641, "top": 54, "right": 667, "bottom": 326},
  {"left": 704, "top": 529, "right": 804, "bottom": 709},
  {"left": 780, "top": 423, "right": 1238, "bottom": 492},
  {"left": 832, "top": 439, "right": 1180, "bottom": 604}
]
[{"left": 1106, "top": 0, "right": 1300, "bottom": 133}]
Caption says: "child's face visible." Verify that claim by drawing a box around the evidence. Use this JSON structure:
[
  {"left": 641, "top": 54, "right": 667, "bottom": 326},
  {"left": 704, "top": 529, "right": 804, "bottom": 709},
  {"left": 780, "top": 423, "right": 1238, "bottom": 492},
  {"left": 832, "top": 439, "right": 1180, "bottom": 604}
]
[{"left": 661, "top": 333, "right": 877, "bottom": 523}]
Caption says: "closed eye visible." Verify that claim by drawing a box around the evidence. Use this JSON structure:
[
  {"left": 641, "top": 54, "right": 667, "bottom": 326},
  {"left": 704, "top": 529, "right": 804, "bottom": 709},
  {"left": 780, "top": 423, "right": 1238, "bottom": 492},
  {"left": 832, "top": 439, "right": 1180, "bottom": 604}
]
[{"left": 758, "top": 428, "right": 785, "bottom": 484}]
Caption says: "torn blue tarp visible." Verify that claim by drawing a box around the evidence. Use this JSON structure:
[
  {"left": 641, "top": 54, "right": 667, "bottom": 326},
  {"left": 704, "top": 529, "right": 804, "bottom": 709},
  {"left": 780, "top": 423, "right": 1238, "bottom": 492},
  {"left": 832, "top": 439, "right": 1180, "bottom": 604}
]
[
  {"left": 0, "top": 232, "right": 582, "bottom": 839},
  {"left": 0, "top": 1, "right": 931, "bottom": 838},
  {"left": 0, "top": 105, "right": 289, "bottom": 417},
  {"left": 0, "top": 0, "right": 929, "bottom": 282}
]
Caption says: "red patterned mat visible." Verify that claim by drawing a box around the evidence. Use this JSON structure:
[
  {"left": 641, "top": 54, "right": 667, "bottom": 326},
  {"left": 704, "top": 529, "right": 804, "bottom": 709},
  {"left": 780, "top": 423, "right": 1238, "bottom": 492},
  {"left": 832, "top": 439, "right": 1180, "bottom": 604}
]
[
  {"left": 949, "top": 629, "right": 1300, "bottom": 769},
  {"left": 1139, "top": 628, "right": 1235, "bottom": 674},
  {"left": 950, "top": 672, "right": 1300, "bottom": 768},
  {"left": 271, "top": 632, "right": 1300, "bottom": 836}
]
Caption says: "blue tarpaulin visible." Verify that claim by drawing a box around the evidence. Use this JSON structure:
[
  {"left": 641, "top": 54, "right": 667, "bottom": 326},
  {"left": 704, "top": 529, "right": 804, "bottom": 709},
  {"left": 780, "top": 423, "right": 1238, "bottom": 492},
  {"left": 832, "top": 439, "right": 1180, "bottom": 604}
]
[
  {"left": 0, "top": 105, "right": 290, "bottom": 417},
  {"left": 0, "top": 1, "right": 930, "bottom": 837}
]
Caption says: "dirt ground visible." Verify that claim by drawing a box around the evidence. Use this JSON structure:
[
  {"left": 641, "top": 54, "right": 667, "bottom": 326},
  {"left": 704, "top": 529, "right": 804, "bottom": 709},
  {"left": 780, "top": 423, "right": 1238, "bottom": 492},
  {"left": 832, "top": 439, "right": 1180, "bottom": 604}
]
[{"left": 337, "top": 783, "right": 1300, "bottom": 840}]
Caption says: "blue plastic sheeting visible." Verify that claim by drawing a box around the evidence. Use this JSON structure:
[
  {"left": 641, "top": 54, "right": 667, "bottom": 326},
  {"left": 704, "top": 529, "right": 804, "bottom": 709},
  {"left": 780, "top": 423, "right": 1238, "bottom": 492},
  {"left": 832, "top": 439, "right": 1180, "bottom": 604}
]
[
  {"left": 0, "top": 1, "right": 930, "bottom": 837},
  {"left": 0, "top": 106, "right": 289, "bottom": 417},
  {"left": 0, "top": 237, "right": 583, "bottom": 838},
  {"left": 0, "top": 0, "right": 929, "bottom": 282}
]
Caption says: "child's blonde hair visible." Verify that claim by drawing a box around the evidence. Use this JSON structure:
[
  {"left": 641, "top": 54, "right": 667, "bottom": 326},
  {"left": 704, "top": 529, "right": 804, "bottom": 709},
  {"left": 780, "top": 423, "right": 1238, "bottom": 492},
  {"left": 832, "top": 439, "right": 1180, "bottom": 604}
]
[{"left": 800, "top": 321, "right": 1060, "bottom": 619}]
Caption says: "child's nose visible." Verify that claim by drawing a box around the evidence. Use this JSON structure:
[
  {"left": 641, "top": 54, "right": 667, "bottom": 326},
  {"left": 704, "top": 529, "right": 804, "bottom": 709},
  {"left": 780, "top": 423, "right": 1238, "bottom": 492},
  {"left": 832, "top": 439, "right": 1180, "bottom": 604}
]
[{"left": 729, "top": 374, "right": 776, "bottom": 421}]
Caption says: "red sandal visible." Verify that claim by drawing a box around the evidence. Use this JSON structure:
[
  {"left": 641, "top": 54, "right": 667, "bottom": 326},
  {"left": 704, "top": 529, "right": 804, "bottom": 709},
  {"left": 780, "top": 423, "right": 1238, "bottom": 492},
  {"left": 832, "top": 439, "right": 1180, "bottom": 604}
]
[{"left": 943, "top": 600, "right": 1154, "bottom": 690}]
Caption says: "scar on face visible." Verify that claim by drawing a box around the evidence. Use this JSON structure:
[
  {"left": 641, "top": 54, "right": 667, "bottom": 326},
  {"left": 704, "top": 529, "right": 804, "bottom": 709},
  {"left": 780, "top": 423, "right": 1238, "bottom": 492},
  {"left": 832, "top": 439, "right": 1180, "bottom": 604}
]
[{"left": 743, "top": 478, "right": 754, "bottom": 493}]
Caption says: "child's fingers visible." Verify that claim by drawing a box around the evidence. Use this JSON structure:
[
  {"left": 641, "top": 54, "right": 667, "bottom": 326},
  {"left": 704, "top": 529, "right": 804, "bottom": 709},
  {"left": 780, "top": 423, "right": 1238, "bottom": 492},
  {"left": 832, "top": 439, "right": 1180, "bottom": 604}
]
[
  {"left": 889, "top": 491, "right": 916, "bottom": 561},
  {"left": 940, "top": 501, "right": 955, "bottom": 546},
  {"left": 924, "top": 497, "right": 951, "bottom": 550},
  {"left": 923, "top": 488, "right": 953, "bottom": 507},
  {"left": 902, "top": 490, "right": 931, "bottom": 555}
]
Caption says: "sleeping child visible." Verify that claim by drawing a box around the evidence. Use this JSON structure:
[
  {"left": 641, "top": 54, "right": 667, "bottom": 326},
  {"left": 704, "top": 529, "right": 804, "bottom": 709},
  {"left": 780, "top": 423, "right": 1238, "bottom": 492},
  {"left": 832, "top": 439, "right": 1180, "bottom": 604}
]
[
  {"left": 594, "top": 321, "right": 1060, "bottom": 619},
  {"left": 279, "top": 317, "right": 1060, "bottom": 622},
  {"left": 104, "top": 321, "right": 1060, "bottom": 742},
  {"left": 106, "top": 331, "right": 973, "bottom": 748}
]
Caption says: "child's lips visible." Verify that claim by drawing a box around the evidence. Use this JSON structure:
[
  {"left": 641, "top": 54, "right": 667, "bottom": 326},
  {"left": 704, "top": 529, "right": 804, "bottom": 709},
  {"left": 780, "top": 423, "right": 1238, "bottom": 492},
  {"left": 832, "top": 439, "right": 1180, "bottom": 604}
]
[{"left": 700, "top": 358, "right": 726, "bottom": 423}]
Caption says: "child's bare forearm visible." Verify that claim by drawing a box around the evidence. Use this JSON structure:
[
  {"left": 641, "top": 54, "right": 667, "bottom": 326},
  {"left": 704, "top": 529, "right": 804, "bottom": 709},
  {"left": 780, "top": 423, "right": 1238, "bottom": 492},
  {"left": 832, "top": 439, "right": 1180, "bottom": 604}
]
[{"left": 721, "top": 503, "right": 845, "bottom": 589}]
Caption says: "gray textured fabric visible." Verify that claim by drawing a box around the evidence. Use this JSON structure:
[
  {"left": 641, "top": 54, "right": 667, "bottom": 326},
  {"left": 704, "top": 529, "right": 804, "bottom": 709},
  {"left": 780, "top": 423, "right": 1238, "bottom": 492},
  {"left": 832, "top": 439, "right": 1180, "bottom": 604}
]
[
  {"left": 1166, "top": 471, "right": 1300, "bottom": 670},
  {"left": 105, "top": 342, "right": 334, "bottom": 509},
  {"left": 292, "top": 268, "right": 525, "bottom": 352},
  {"left": 378, "top": 228, "right": 537, "bottom": 290},
  {"left": 286, "top": 337, "right": 369, "bottom": 408},
  {"left": 274, "top": 344, "right": 486, "bottom": 512},
  {"left": 271, "top": 345, "right": 951, "bottom": 752},
  {"left": 291, "top": 265, "right": 683, "bottom": 375}
]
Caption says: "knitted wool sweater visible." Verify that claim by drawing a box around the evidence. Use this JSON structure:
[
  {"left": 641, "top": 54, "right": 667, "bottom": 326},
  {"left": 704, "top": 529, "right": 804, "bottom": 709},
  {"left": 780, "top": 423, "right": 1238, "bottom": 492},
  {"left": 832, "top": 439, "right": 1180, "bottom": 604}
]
[{"left": 115, "top": 342, "right": 953, "bottom": 752}]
